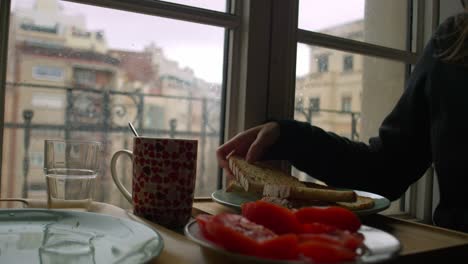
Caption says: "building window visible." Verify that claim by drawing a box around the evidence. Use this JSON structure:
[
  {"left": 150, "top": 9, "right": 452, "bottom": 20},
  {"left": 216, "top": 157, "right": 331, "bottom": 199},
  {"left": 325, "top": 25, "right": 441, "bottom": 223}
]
[
  {"left": 309, "top": 97, "right": 320, "bottom": 111},
  {"left": 295, "top": 97, "right": 304, "bottom": 110},
  {"left": 316, "top": 54, "right": 329, "bottom": 73},
  {"left": 341, "top": 96, "right": 352, "bottom": 112},
  {"left": 343, "top": 55, "right": 354, "bottom": 72},
  {"left": 32, "top": 65, "right": 64, "bottom": 81}
]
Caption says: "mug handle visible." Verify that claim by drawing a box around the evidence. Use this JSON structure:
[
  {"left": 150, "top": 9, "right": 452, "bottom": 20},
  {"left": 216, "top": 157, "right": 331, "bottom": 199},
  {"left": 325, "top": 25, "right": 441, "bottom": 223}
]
[{"left": 110, "top": 150, "right": 133, "bottom": 204}]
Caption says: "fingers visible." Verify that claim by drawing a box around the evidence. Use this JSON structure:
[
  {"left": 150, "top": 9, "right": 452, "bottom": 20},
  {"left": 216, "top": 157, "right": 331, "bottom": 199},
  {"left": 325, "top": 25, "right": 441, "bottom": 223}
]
[
  {"left": 246, "top": 122, "right": 280, "bottom": 163},
  {"left": 216, "top": 125, "right": 263, "bottom": 169},
  {"left": 216, "top": 135, "right": 244, "bottom": 169},
  {"left": 224, "top": 168, "right": 235, "bottom": 182},
  {"left": 217, "top": 122, "right": 279, "bottom": 169},
  {"left": 245, "top": 138, "right": 265, "bottom": 163}
]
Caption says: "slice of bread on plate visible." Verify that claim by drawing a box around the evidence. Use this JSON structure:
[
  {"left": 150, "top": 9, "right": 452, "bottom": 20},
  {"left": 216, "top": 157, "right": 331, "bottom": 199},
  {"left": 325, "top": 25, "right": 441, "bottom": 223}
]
[
  {"left": 228, "top": 155, "right": 356, "bottom": 203},
  {"left": 227, "top": 180, "right": 375, "bottom": 211}
]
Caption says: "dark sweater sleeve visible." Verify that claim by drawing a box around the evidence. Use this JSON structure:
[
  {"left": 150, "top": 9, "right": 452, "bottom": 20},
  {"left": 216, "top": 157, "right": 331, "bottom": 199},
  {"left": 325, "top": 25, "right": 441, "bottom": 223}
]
[{"left": 266, "top": 41, "right": 437, "bottom": 201}]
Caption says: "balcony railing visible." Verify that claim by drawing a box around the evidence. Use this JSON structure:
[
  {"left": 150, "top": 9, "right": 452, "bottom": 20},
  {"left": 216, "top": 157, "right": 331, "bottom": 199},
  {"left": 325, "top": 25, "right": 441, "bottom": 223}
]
[
  {"left": 295, "top": 107, "right": 360, "bottom": 140},
  {"left": 3, "top": 82, "right": 221, "bottom": 202}
]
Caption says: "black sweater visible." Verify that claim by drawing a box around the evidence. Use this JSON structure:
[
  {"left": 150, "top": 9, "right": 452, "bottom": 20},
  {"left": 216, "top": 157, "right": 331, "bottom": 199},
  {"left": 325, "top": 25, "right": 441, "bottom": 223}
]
[{"left": 268, "top": 14, "right": 468, "bottom": 233}]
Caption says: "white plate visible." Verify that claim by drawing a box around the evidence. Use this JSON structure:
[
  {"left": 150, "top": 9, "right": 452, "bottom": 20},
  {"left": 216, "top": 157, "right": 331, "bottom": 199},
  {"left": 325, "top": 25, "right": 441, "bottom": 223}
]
[
  {"left": 0, "top": 209, "right": 163, "bottom": 264},
  {"left": 212, "top": 189, "right": 391, "bottom": 216},
  {"left": 185, "top": 219, "right": 401, "bottom": 263}
]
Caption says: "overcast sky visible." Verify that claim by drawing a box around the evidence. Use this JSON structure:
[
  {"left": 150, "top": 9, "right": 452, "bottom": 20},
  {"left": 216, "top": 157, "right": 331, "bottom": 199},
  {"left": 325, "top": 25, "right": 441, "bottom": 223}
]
[{"left": 12, "top": 0, "right": 364, "bottom": 83}]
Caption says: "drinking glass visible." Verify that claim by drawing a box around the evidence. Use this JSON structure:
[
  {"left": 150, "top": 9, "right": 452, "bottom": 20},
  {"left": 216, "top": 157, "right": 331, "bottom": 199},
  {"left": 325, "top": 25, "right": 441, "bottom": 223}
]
[{"left": 44, "top": 140, "right": 102, "bottom": 210}]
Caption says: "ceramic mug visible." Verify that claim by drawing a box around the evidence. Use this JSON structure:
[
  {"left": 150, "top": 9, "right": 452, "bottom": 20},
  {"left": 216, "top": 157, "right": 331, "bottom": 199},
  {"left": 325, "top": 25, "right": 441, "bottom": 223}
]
[{"left": 111, "top": 137, "right": 198, "bottom": 228}]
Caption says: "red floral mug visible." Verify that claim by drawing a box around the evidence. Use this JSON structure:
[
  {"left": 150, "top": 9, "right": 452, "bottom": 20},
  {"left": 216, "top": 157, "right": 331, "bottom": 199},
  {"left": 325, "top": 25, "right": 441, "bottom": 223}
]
[{"left": 111, "top": 137, "right": 198, "bottom": 228}]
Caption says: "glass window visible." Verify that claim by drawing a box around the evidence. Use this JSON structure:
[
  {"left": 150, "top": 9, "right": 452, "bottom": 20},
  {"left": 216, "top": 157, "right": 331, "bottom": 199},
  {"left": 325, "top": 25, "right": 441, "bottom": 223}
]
[
  {"left": 298, "top": 0, "right": 408, "bottom": 50},
  {"left": 32, "top": 65, "right": 64, "bottom": 81},
  {"left": 161, "top": 0, "right": 228, "bottom": 12},
  {"left": 294, "top": 44, "right": 406, "bottom": 182},
  {"left": 343, "top": 55, "right": 354, "bottom": 72},
  {"left": 341, "top": 96, "right": 352, "bottom": 112},
  {"left": 309, "top": 97, "right": 320, "bottom": 111},
  {"left": 317, "top": 54, "right": 329, "bottom": 73},
  {"left": 4, "top": 0, "right": 226, "bottom": 208}
]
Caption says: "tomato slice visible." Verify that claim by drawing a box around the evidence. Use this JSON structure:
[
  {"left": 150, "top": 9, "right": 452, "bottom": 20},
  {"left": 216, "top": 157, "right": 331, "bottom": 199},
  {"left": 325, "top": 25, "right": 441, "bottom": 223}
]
[
  {"left": 242, "top": 201, "right": 302, "bottom": 234},
  {"left": 195, "top": 214, "right": 216, "bottom": 242},
  {"left": 205, "top": 213, "right": 277, "bottom": 256},
  {"left": 302, "top": 222, "right": 337, "bottom": 234},
  {"left": 298, "top": 231, "right": 364, "bottom": 251},
  {"left": 295, "top": 206, "right": 361, "bottom": 232},
  {"left": 211, "top": 213, "right": 277, "bottom": 242},
  {"left": 258, "top": 234, "right": 299, "bottom": 260},
  {"left": 298, "top": 233, "right": 343, "bottom": 246},
  {"left": 335, "top": 230, "right": 365, "bottom": 251},
  {"left": 298, "top": 241, "right": 357, "bottom": 263}
]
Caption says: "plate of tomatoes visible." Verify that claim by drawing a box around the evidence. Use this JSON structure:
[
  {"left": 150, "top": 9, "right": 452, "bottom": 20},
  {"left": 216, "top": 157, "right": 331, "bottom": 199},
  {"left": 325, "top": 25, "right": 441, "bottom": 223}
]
[{"left": 185, "top": 201, "right": 400, "bottom": 263}]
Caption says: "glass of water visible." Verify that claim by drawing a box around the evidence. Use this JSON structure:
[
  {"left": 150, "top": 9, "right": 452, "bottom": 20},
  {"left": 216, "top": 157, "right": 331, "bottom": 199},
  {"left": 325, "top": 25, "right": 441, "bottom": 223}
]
[{"left": 44, "top": 140, "right": 102, "bottom": 210}]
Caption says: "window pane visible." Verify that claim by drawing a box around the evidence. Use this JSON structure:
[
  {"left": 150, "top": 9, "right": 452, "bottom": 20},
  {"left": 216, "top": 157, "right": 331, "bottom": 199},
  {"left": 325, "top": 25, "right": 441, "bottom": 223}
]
[
  {"left": 162, "top": 0, "right": 227, "bottom": 12},
  {"left": 4, "top": 0, "right": 225, "bottom": 208},
  {"left": 294, "top": 43, "right": 406, "bottom": 181},
  {"left": 298, "top": 0, "right": 408, "bottom": 50}
]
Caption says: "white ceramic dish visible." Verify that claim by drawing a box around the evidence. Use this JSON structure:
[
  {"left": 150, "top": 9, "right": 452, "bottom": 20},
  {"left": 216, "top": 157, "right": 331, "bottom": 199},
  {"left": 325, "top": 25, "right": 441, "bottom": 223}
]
[
  {"left": 185, "top": 219, "right": 400, "bottom": 264},
  {"left": 212, "top": 189, "right": 391, "bottom": 216}
]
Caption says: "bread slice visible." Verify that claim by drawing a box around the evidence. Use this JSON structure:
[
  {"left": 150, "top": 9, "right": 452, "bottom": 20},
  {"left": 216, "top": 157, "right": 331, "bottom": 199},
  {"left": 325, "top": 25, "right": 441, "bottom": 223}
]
[
  {"left": 336, "top": 196, "right": 375, "bottom": 211},
  {"left": 228, "top": 156, "right": 356, "bottom": 203},
  {"left": 260, "top": 196, "right": 375, "bottom": 211}
]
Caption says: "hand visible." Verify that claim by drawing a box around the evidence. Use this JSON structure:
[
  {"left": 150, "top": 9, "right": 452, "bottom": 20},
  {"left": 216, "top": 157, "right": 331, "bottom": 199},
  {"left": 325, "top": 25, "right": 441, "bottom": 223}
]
[{"left": 216, "top": 122, "right": 280, "bottom": 170}]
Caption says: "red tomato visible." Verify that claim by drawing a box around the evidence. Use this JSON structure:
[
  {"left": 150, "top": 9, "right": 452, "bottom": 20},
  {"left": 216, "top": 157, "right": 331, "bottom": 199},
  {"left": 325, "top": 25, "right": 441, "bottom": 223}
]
[
  {"left": 258, "top": 234, "right": 299, "bottom": 260},
  {"left": 195, "top": 214, "right": 215, "bottom": 242},
  {"left": 298, "top": 241, "right": 357, "bottom": 263},
  {"left": 205, "top": 213, "right": 277, "bottom": 255},
  {"left": 336, "top": 231, "right": 365, "bottom": 251},
  {"left": 302, "top": 222, "right": 337, "bottom": 234},
  {"left": 298, "top": 233, "right": 343, "bottom": 246},
  {"left": 298, "top": 231, "right": 364, "bottom": 251},
  {"left": 295, "top": 206, "right": 361, "bottom": 232},
  {"left": 242, "top": 201, "right": 302, "bottom": 234}
]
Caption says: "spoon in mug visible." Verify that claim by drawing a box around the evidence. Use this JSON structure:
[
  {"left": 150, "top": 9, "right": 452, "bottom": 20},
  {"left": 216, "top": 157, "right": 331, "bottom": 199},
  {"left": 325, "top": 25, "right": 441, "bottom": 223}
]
[{"left": 128, "top": 122, "right": 140, "bottom": 137}]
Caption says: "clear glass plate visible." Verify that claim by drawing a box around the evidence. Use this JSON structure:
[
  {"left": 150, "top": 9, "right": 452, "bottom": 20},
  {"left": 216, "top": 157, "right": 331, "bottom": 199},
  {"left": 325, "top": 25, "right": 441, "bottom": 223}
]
[{"left": 0, "top": 209, "right": 163, "bottom": 264}]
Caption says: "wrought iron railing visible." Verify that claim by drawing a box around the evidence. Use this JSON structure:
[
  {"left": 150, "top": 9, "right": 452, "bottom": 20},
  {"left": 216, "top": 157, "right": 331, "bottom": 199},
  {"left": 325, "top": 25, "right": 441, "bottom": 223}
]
[
  {"left": 295, "top": 107, "right": 360, "bottom": 140},
  {"left": 4, "top": 82, "right": 221, "bottom": 201},
  {"left": 2, "top": 82, "right": 360, "bottom": 203}
]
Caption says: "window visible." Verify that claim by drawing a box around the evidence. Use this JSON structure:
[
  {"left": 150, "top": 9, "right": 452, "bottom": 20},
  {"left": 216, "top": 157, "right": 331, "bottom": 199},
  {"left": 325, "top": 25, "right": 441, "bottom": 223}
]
[
  {"left": 32, "top": 65, "right": 64, "bottom": 81},
  {"left": 298, "top": 0, "right": 408, "bottom": 50},
  {"left": 316, "top": 54, "right": 329, "bottom": 73},
  {"left": 309, "top": 97, "right": 320, "bottom": 111},
  {"left": 293, "top": 0, "right": 421, "bottom": 216},
  {"left": 341, "top": 96, "right": 352, "bottom": 112},
  {"left": 343, "top": 55, "right": 354, "bottom": 72},
  {"left": 2, "top": 0, "right": 238, "bottom": 209},
  {"left": 295, "top": 97, "right": 304, "bottom": 110}
]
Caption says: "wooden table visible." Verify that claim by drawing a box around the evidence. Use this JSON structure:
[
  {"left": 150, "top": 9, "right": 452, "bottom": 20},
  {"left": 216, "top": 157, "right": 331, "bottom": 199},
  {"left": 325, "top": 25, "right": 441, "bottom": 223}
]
[{"left": 1, "top": 198, "right": 467, "bottom": 263}]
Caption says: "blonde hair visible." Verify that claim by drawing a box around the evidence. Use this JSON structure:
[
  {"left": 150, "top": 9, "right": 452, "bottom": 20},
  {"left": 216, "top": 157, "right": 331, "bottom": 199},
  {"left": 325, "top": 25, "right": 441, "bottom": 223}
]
[{"left": 439, "top": 14, "right": 468, "bottom": 64}]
